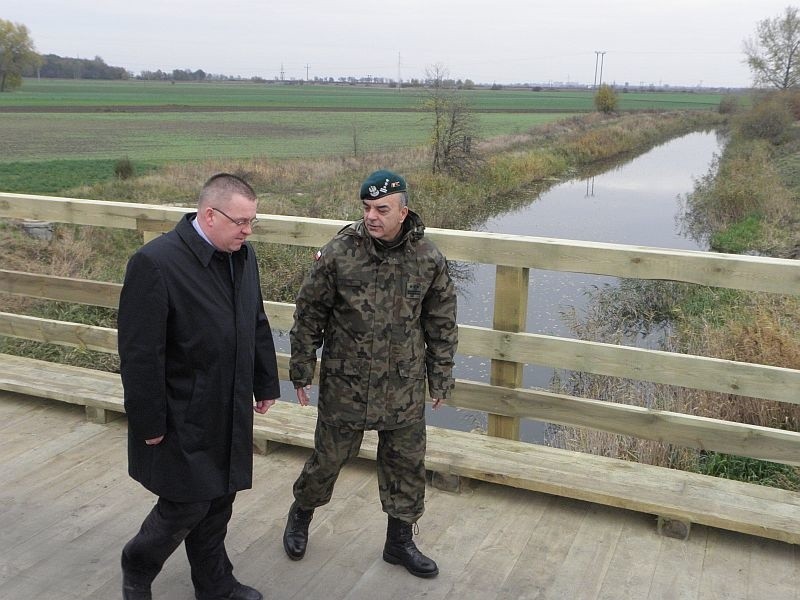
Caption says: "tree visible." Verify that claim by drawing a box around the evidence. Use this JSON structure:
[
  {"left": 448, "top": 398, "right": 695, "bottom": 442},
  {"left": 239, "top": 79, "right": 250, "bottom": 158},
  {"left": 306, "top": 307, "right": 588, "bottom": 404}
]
[
  {"left": 0, "top": 19, "right": 41, "bottom": 92},
  {"left": 594, "top": 84, "right": 618, "bottom": 113},
  {"left": 424, "top": 64, "right": 479, "bottom": 176},
  {"left": 743, "top": 6, "right": 800, "bottom": 89}
]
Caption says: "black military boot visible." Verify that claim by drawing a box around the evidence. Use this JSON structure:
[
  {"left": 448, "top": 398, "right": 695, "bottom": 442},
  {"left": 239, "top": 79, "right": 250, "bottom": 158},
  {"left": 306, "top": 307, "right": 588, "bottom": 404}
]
[
  {"left": 382, "top": 516, "right": 439, "bottom": 578},
  {"left": 283, "top": 501, "right": 314, "bottom": 560}
]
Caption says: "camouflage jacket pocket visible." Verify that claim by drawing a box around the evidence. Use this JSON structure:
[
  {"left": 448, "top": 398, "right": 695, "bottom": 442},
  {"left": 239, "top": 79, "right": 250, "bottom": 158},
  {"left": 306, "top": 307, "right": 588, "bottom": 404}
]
[{"left": 319, "top": 358, "right": 367, "bottom": 400}]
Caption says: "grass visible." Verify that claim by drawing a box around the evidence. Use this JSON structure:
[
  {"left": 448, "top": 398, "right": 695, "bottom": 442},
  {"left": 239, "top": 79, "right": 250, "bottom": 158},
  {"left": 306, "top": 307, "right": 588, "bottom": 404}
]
[
  {"left": 0, "top": 159, "right": 161, "bottom": 194},
  {"left": 0, "top": 110, "right": 571, "bottom": 164},
  {"left": 696, "top": 452, "right": 800, "bottom": 490},
  {"left": 710, "top": 214, "right": 763, "bottom": 253}
]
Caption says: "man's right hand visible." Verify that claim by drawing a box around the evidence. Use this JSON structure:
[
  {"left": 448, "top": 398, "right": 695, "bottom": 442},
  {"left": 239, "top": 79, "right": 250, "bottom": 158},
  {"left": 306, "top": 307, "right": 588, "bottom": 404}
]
[
  {"left": 145, "top": 435, "right": 164, "bottom": 445},
  {"left": 295, "top": 386, "right": 311, "bottom": 407}
]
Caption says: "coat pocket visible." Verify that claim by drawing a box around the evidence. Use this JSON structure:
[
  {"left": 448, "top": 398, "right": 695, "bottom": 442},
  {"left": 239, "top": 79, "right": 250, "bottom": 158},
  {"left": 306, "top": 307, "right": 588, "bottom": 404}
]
[{"left": 319, "top": 358, "right": 367, "bottom": 402}]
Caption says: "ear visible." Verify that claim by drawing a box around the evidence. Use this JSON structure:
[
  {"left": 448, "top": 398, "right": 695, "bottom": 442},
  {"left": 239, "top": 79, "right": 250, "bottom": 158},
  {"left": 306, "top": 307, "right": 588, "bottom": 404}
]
[
  {"left": 399, "top": 205, "right": 409, "bottom": 221},
  {"left": 199, "top": 205, "right": 215, "bottom": 228}
]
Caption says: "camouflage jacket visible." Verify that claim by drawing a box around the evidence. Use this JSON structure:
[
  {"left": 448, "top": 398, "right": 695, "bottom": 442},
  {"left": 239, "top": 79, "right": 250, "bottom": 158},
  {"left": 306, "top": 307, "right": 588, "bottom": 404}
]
[{"left": 289, "top": 210, "right": 458, "bottom": 430}]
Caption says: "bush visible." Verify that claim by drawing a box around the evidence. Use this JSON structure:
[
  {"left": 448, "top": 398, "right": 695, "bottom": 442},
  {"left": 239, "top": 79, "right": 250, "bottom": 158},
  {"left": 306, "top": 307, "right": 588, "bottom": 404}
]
[
  {"left": 594, "top": 84, "right": 618, "bottom": 114},
  {"left": 735, "top": 97, "right": 793, "bottom": 143},
  {"left": 709, "top": 214, "right": 763, "bottom": 253},
  {"left": 777, "top": 89, "right": 800, "bottom": 120},
  {"left": 114, "top": 156, "right": 134, "bottom": 180},
  {"left": 718, "top": 95, "right": 740, "bottom": 115}
]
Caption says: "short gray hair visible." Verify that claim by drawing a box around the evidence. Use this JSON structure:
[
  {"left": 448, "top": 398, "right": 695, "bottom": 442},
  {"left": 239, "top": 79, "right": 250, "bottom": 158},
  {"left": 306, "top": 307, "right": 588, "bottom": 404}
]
[{"left": 198, "top": 173, "right": 256, "bottom": 207}]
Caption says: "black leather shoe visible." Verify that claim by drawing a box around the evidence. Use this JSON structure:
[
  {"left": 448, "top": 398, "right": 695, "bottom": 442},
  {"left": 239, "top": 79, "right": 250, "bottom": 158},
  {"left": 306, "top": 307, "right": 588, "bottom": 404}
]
[
  {"left": 196, "top": 582, "right": 263, "bottom": 600},
  {"left": 283, "top": 500, "right": 314, "bottom": 560},
  {"left": 224, "top": 582, "right": 263, "bottom": 600},
  {"left": 122, "top": 576, "right": 152, "bottom": 600}
]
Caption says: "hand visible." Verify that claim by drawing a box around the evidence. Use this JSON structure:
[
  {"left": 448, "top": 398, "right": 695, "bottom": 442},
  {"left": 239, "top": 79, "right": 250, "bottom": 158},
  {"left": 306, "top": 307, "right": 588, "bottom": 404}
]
[
  {"left": 254, "top": 399, "right": 277, "bottom": 414},
  {"left": 296, "top": 385, "right": 311, "bottom": 407},
  {"left": 145, "top": 435, "right": 164, "bottom": 445},
  {"left": 432, "top": 398, "right": 443, "bottom": 411}
]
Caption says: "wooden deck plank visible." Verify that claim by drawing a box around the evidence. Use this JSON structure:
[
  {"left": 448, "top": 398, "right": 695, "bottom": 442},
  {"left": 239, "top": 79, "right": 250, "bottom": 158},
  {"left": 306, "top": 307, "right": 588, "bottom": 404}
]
[
  {"left": 596, "top": 512, "right": 664, "bottom": 600},
  {"left": 441, "top": 485, "right": 547, "bottom": 600},
  {"left": 696, "top": 529, "right": 754, "bottom": 600},
  {"left": 495, "top": 496, "right": 589, "bottom": 599},
  {"left": 542, "top": 504, "right": 625, "bottom": 599},
  {"left": 746, "top": 537, "right": 798, "bottom": 600},
  {"left": 645, "top": 529, "right": 708, "bottom": 600}
]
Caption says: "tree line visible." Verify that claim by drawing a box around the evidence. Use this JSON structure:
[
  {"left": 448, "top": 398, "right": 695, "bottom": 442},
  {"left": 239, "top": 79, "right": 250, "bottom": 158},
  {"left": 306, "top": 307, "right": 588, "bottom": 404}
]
[{"left": 23, "top": 54, "right": 129, "bottom": 80}]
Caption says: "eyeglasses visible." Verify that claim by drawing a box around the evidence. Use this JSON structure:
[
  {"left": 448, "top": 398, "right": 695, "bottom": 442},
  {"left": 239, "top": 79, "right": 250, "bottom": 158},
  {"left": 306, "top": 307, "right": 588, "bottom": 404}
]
[{"left": 211, "top": 207, "right": 259, "bottom": 227}]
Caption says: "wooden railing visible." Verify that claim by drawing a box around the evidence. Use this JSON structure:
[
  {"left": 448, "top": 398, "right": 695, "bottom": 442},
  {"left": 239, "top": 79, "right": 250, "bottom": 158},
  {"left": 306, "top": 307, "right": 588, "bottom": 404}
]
[{"left": 1, "top": 192, "right": 800, "bottom": 467}]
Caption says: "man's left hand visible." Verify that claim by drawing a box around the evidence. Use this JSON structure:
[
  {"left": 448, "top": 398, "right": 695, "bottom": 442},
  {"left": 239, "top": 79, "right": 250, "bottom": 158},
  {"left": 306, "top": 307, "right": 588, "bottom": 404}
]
[
  {"left": 254, "top": 399, "right": 277, "bottom": 414},
  {"left": 432, "top": 398, "right": 443, "bottom": 411}
]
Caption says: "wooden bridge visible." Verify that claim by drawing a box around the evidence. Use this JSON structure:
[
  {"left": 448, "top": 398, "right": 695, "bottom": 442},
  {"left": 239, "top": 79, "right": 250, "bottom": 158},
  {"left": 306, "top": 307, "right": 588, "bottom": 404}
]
[{"left": 1, "top": 193, "right": 800, "bottom": 598}]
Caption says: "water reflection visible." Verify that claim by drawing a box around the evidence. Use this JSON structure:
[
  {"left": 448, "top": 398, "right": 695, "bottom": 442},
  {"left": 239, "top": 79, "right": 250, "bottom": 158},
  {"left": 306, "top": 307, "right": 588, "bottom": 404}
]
[{"left": 426, "top": 131, "right": 725, "bottom": 439}]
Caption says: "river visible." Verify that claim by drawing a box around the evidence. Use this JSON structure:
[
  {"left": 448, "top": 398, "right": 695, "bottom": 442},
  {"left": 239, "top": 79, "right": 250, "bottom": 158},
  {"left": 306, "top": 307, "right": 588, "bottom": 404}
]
[{"left": 424, "top": 130, "right": 725, "bottom": 440}]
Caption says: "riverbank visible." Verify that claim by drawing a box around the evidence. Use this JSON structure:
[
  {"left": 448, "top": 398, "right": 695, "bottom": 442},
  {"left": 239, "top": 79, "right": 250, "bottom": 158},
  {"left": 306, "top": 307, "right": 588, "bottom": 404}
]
[{"left": 550, "top": 101, "right": 800, "bottom": 489}]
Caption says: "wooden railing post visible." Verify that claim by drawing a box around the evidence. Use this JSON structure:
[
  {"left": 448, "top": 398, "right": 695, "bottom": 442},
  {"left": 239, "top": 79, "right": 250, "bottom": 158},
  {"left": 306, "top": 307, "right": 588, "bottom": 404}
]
[
  {"left": 136, "top": 218, "right": 173, "bottom": 244},
  {"left": 488, "top": 265, "right": 529, "bottom": 440}
]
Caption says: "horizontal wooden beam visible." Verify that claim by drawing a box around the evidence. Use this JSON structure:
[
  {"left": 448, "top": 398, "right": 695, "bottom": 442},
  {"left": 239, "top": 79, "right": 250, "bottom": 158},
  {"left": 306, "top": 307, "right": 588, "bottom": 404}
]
[
  {"left": 458, "top": 325, "right": 800, "bottom": 405},
  {"left": 0, "top": 312, "right": 117, "bottom": 353},
  {"left": 450, "top": 379, "right": 800, "bottom": 466},
  {"left": 2, "top": 194, "right": 798, "bottom": 294},
  {"left": 0, "top": 270, "right": 121, "bottom": 308},
  {"left": 6, "top": 314, "right": 795, "bottom": 466},
  {"left": 1, "top": 306, "right": 798, "bottom": 405}
]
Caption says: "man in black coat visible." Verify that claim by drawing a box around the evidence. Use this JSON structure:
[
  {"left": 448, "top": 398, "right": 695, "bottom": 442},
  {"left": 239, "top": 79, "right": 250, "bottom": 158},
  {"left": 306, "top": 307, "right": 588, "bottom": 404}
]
[{"left": 118, "top": 173, "right": 280, "bottom": 600}]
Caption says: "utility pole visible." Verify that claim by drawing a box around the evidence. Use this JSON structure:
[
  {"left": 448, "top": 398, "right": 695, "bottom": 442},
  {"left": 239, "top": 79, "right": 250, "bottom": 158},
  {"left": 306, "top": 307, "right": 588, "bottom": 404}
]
[
  {"left": 598, "top": 51, "right": 606, "bottom": 86},
  {"left": 594, "top": 51, "right": 606, "bottom": 88},
  {"left": 305, "top": 64, "right": 310, "bottom": 82},
  {"left": 397, "top": 52, "right": 402, "bottom": 91}
]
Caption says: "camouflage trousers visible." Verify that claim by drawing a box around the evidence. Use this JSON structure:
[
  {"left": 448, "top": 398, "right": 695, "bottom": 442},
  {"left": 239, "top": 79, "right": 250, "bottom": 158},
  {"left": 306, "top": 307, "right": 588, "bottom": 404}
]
[{"left": 292, "top": 418, "right": 427, "bottom": 522}]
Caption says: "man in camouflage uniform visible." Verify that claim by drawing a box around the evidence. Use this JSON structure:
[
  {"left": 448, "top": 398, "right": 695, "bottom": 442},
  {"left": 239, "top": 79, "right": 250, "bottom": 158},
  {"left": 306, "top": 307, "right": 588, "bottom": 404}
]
[{"left": 283, "top": 169, "right": 458, "bottom": 578}]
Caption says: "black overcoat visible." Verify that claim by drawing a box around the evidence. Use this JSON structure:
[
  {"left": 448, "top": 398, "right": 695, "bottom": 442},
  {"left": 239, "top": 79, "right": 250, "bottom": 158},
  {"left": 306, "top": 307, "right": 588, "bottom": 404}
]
[{"left": 118, "top": 214, "right": 280, "bottom": 502}]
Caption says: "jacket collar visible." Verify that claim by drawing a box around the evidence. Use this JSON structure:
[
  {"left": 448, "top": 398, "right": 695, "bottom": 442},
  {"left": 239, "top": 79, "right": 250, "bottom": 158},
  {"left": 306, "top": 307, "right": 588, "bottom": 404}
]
[
  {"left": 340, "top": 209, "right": 426, "bottom": 246},
  {"left": 176, "top": 213, "right": 250, "bottom": 266}
]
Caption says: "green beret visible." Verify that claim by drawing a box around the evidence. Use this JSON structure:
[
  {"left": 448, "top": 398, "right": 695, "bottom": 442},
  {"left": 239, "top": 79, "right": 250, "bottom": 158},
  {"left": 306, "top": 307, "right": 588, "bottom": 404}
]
[{"left": 359, "top": 169, "right": 407, "bottom": 200}]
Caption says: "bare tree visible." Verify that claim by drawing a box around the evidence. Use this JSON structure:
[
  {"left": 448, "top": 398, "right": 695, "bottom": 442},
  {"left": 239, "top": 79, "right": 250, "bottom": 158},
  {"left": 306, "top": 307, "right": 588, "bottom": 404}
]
[
  {"left": 424, "top": 64, "right": 478, "bottom": 176},
  {"left": 743, "top": 6, "right": 800, "bottom": 89}
]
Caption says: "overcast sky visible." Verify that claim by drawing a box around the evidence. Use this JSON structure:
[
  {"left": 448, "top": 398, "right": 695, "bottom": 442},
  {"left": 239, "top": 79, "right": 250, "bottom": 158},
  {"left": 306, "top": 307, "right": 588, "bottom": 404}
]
[{"left": 3, "top": 1, "right": 793, "bottom": 87}]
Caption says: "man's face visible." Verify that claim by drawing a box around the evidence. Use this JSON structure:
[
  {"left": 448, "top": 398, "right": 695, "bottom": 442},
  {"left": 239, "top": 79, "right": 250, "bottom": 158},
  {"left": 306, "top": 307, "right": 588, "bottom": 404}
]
[
  {"left": 362, "top": 193, "right": 408, "bottom": 241},
  {"left": 201, "top": 192, "right": 257, "bottom": 252}
]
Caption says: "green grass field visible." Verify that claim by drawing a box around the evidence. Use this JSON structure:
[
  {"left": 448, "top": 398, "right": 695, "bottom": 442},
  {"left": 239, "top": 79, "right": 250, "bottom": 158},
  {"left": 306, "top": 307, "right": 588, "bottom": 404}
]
[
  {"left": 1, "top": 78, "right": 727, "bottom": 111},
  {"left": 0, "top": 78, "right": 732, "bottom": 194},
  {"left": 0, "top": 110, "right": 570, "bottom": 162}
]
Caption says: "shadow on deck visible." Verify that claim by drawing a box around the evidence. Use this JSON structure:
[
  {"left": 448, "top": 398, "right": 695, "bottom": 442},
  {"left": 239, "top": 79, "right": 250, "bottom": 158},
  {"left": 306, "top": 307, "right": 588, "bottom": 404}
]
[{"left": 1, "top": 390, "right": 798, "bottom": 600}]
